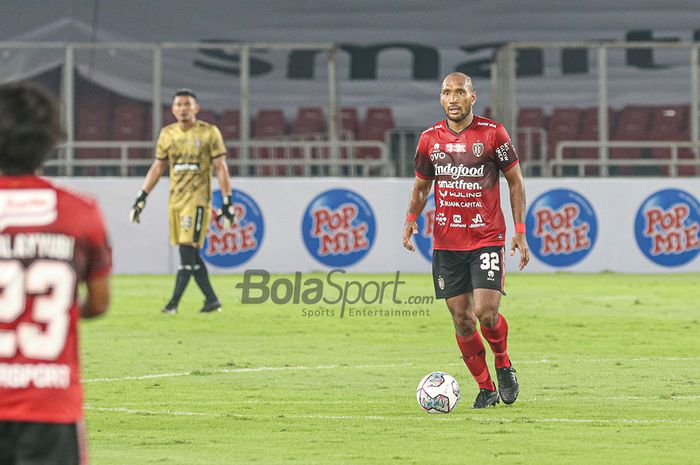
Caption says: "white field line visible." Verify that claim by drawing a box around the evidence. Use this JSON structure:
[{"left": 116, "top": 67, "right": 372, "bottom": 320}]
[
  {"left": 84, "top": 406, "right": 700, "bottom": 425},
  {"left": 84, "top": 356, "right": 700, "bottom": 384},
  {"left": 104, "top": 394, "right": 700, "bottom": 407}
]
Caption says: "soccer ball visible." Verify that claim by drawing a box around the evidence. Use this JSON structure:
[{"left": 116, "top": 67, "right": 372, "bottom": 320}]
[{"left": 416, "top": 372, "right": 461, "bottom": 413}]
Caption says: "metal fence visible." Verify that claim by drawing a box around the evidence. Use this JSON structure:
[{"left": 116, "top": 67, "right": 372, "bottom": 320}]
[
  {"left": 491, "top": 41, "right": 700, "bottom": 177},
  {"left": 48, "top": 139, "right": 390, "bottom": 177}
]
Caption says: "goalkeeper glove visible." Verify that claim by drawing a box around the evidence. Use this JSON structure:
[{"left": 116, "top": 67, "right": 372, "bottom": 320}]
[
  {"left": 216, "top": 194, "right": 236, "bottom": 228},
  {"left": 129, "top": 190, "right": 148, "bottom": 223}
]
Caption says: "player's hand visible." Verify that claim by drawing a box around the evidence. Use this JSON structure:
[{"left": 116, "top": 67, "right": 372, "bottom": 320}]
[
  {"left": 129, "top": 190, "right": 148, "bottom": 224},
  {"left": 510, "top": 233, "right": 529, "bottom": 270},
  {"left": 402, "top": 220, "right": 418, "bottom": 252},
  {"left": 216, "top": 194, "right": 236, "bottom": 228}
]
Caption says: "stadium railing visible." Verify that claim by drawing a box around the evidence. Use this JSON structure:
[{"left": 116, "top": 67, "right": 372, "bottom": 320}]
[
  {"left": 50, "top": 139, "right": 390, "bottom": 177},
  {"left": 551, "top": 140, "right": 700, "bottom": 176}
]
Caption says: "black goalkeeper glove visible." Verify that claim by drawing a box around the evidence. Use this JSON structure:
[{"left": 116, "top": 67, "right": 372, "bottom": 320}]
[
  {"left": 129, "top": 190, "right": 148, "bottom": 224},
  {"left": 216, "top": 194, "right": 236, "bottom": 228}
]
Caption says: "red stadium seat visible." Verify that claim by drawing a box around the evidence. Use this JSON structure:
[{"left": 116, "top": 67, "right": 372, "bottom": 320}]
[
  {"left": 112, "top": 101, "right": 146, "bottom": 140},
  {"left": 575, "top": 107, "right": 616, "bottom": 166},
  {"left": 197, "top": 109, "right": 219, "bottom": 126},
  {"left": 111, "top": 101, "right": 149, "bottom": 175},
  {"left": 547, "top": 108, "right": 583, "bottom": 160},
  {"left": 220, "top": 110, "right": 241, "bottom": 140},
  {"left": 220, "top": 110, "right": 241, "bottom": 175},
  {"left": 75, "top": 101, "right": 113, "bottom": 175},
  {"left": 252, "top": 109, "right": 287, "bottom": 176},
  {"left": 362, "top": 107, "right": 394, "bottom": 137},
  {"left": 253, "top": 109, "right": 286, "bottom": 138},
  {"left": 291, "top": 107, "right": 325, "bottom": 136},
  {"left": 647, "top": 106, "right": 694, "bottom": 175},
  {"left": 517, "top": 107, "right": 545, "bottom": 128},
  {"left": 357, "top": 107, "right": 394, "bottom": 162},
  {"left": 516, "top": 108, "right": 546, "bottom": 164},
  {"left": 609, "top": 106, "right": 653, "bottom": 174},
  {"left": 341, "top": 107, "right": 360, "bottom": 139}
]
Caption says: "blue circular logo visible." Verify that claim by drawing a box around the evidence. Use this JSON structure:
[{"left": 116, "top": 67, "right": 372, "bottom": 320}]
[
  {"left": 634, "top": 188, "right": 700, "bottom": 267},
  {"left": 301, "top": 188, "right": 376, "bottom": 267},
  {"left": 526, "top": 188, "right": 598, "bottom": 267},
  {"left": 415, "top": 193, "right": 435, "bottom": 262},
  {"left": 202, "top": 189, "right": 265, "bottom": 268}
]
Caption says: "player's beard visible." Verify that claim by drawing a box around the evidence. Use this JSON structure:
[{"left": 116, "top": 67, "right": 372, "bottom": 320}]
[{"left": 444, "top": 105, "right": 471, "bottom": 124}]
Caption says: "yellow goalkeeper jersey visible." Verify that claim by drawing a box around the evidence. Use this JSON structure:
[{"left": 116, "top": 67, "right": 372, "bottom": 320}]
[{"left": 155, "top": 119, "right": 226, "bottom": 210}]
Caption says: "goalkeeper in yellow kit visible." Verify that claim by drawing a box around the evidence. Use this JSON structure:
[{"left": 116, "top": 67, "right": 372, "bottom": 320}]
[{"left": 130, "top": 89, "right": 234, "bottom": 314}]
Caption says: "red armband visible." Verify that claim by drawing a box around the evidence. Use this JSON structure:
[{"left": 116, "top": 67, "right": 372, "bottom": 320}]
[
  {"left": 406, "top": 213, "right": 417, "bottom": 223},
  {"left": 514, "top": 223, "right": 526, "bottom": 234}
]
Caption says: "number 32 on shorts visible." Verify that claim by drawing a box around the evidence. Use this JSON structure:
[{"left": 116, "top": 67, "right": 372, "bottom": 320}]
[{"left": 479, "top": 251, "right": 500, "bottom": 271}]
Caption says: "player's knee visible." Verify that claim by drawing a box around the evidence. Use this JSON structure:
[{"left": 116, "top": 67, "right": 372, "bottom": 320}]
[
  {"left": 452, "top": 314, "right": 477, "bottom": 336},
  {"left": 476, "top": 306, "right": 499, "bottom": 327}
]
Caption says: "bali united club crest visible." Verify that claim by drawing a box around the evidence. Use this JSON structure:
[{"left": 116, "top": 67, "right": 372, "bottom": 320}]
[{"left": 472, "top": 142, "right": 484, "bottom": 158}]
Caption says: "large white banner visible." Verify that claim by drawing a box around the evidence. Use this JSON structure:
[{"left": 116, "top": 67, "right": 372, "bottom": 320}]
[
  {"left": 60, "top": 177, "right": 700, "bottom": 274},
  {"left": 2, "top": 1, "right": 700, "bottom": 126}
]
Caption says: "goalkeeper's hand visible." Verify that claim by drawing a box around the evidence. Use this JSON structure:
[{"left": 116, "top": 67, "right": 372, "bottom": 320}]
[
  {"left": 129, "top": 190, "right": 148, "bottom": 224},
  {"left": 216, "top": 194, "right": 236, "bottom": 228}
]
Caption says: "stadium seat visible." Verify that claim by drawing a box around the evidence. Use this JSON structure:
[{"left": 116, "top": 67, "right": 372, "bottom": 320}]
[
  {"left": 220, "top": 110, "right": 241, "bottom": 175},
  {"left": 357, "top": 107, "right": 394, "bottom": 165},
  {"left": 140, "top": 104, "right": 176, "bottom": 141},
  {"left": 75, "top": 101, "right": 113, "bottom": 175},
  {"left": 517, "top": 107, "right": 545, "bottom": 129},
  {"left": 516, "top": 108, "right": 546, "bottom": 165},
  {"left": 647, "top": 106, "right": 694, "bottom": 175},
  {"left": 197, "top": 109, "right": 219, "bottom": 126},
  {"left": 341, "top": 107, "right": 360, "bottom": 139},
  {"left": 111, "top": 101, "right": 149, "bottom": 175},
  {"left": 575, "top": 107, "right": 616, "bottom": 174},
  {"left": 547, "top": 108, "right": 583, "bottom": 160},
  {"left": 610, "top": 106, "right": 653, "bottom": 174},
  {"left": 288, "top": 108, "right": 327, "bottom": 175},
  {"left": 253, "top": 109, "right": 287, "bottom": 176},
  {"left": 291, "top": 107, "right": 326, "bottom": 136}
]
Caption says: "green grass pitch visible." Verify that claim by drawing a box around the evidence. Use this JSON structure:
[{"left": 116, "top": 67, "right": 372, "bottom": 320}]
[{"left": 81, "top": 273, "right": 700, "bottom": 465}]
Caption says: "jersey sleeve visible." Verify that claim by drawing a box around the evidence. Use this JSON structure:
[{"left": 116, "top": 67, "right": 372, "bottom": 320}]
[
  {"left": 414, "top": 133, "right": 435, "bottom": 179},
  {"left": 493, "top": 124, "right": 519, "bottom": 172},
  {"left": 155, "top": 128, "right": 169, "bottom": 160},
  {"left": 84, "top": 200, "right": 113, "bottom": 279},
  {"left": 210, "top": 125, "right": 227, "bottom": 158}
]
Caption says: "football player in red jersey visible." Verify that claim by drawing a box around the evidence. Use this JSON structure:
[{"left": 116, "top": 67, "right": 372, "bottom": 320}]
[
  {"left": 0, "top": 82, "right": 112, "bottom": 465},
  {"left": 403, "top": 73, "right": 529, "bottom": 408}
]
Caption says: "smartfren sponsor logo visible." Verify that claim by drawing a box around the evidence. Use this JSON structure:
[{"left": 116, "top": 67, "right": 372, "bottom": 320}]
[
  {"left": 436, "top": 180, "right": 481, "bottom": 190},
  {"left": 434, "top": 163, "right": 484, "bottom": 180},
  {"left": 173, "top": 162, "right": 200, "bottom": 172}
]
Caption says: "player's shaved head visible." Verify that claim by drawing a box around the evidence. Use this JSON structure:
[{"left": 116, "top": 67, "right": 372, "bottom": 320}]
[{"left": 441, "top": 73, "right": 473, "bottom": 92}]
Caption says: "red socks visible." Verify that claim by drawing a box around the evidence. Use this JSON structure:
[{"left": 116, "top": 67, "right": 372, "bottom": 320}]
[
  {"left": 480, "top": 313, "right": 511, "bottom": 369},
  {"left": 455, "top": 332, "right": 495, "bottom": 391}
]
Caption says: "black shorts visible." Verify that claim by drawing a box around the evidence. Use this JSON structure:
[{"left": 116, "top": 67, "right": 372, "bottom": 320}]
[
  {"left": 432, "top": 246, "right": 506, "bottom": 299},
  {"left": 0, "top": 421, "right": 85, "bottom": 465}
]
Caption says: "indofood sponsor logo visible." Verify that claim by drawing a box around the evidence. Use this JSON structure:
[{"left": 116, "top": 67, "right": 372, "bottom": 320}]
[
  {"left": 434, "top": 163, "right": 484, "bottom": 180},
  {"left": 415, "top": 193, "right": 435, "bottom": 262},
  {"left": 634, "top": 188, "right": 700, "bottom": 267},
  {"left": 526, "top": 188, "right": 598, "bottom": 267},
  {"left": 302, "top": 188, "right": 376, "bottom": 267},
  {"left": 203, "top": 189, "right": 265, "bottom": 268}
]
